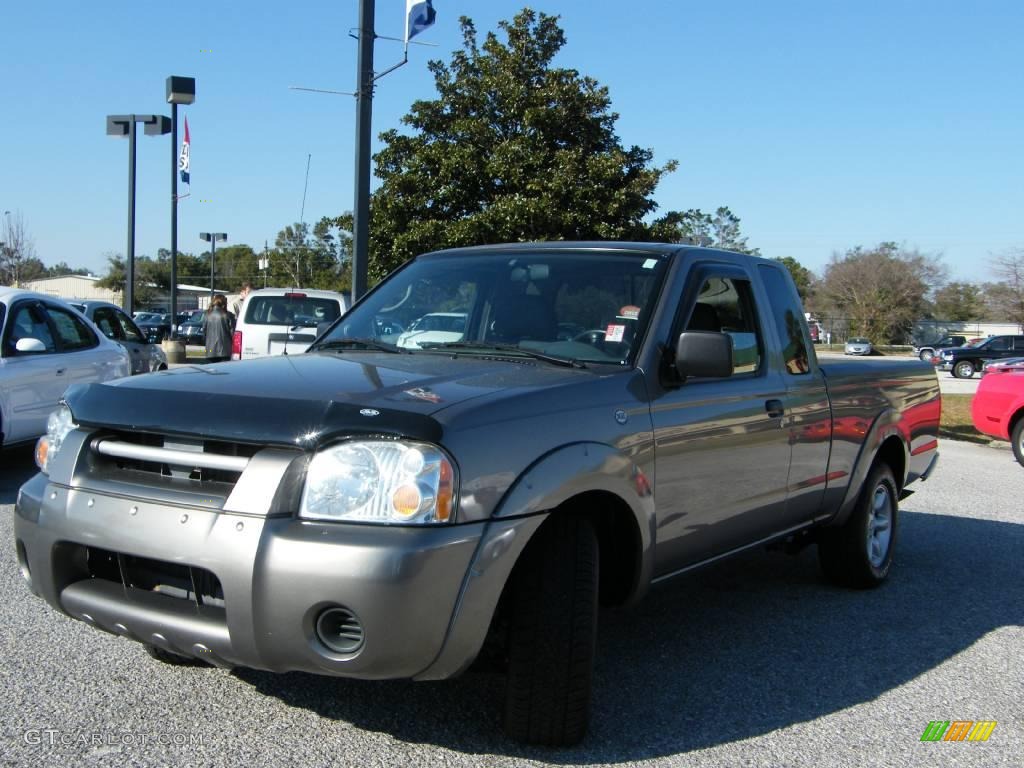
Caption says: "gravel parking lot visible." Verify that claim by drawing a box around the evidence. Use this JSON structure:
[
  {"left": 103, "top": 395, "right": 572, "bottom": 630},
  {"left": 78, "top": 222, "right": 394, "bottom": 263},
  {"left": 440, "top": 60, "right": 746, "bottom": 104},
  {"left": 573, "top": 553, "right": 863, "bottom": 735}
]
[{"left": 1, "top": 439, "right": 1020, "bottom": 767}]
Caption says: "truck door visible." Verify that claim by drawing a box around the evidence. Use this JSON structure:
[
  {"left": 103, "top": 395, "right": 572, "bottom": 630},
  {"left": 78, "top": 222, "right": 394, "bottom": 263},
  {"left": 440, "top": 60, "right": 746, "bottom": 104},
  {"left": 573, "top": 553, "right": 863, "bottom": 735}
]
[{"left": 650, "top": 266, "right": 793, "bottom": 576}]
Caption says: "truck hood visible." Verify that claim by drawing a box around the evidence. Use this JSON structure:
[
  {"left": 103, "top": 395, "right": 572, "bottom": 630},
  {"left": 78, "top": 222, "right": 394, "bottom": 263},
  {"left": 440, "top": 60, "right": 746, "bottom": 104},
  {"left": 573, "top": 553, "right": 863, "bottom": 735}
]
[{"left": 63, "top": 351, "right": 589, "bottom": 448}]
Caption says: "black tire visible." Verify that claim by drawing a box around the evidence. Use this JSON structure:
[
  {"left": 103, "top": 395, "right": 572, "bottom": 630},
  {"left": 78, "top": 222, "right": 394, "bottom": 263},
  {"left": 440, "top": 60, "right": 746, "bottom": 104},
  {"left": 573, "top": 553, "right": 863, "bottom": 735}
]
[
  {"left": 503, "top": 514, "right": 598, "bottom": 747},
  {"left": 952, "top": 360, "right": 975, "bottom": 379},
  {"left": 1012, "top": 418, "right": 1024, "bottom": 468},
  {"left": 818, "top": 463, "right": 898, "bottom": 589},
  {"left": 144, "top": 643, "right": 206, "bottom": 666}
]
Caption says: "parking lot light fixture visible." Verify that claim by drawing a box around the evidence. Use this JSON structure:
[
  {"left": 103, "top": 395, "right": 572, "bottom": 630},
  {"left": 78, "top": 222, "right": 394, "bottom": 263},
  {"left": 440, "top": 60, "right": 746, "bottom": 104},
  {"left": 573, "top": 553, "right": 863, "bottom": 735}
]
[
  {"left": 107, "top": 114, "right": 172, "bottom": 313},
  {"left": 199, "top": 232, "right": 228, "bottom": 298},
  {"left": 167, "top": 77, "right": 196, "bottom": 321}
]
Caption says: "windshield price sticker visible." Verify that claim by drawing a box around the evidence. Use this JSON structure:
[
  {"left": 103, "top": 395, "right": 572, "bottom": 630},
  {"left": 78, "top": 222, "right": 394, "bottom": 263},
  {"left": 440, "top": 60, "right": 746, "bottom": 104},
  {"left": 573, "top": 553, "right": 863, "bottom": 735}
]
[{"left": 605, "top": 324, "right": 626, "bottom": 343}]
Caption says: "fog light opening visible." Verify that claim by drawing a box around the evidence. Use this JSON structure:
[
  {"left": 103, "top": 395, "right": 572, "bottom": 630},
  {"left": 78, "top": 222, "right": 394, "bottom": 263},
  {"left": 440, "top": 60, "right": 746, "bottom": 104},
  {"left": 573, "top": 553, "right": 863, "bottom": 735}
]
[
  {"left": 16, "top": 540, "right": 32, "bottom": 588},
  {"left": 315, "top": 606, "right": 364, "bottom": 655}
]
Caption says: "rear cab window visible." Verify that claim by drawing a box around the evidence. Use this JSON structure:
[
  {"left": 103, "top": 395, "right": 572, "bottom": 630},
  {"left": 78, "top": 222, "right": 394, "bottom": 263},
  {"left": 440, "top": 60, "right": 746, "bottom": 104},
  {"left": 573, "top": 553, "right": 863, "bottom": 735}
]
[
  {"left": 758, "top": 264, "right": 812, "bottom": 375},
  {"left": 244, "top": 295, "right": 343, "bottom": 327}
]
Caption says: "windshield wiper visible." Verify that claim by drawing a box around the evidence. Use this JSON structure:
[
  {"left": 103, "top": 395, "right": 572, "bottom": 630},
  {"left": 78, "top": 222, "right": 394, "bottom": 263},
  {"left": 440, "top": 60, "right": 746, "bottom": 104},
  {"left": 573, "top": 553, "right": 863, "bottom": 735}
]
[
  {"left": 418, "top": 341, "right": 587, "bottom": 368},
  {"left": 315, "top": 338, "right": 407, "bottom": 354}
]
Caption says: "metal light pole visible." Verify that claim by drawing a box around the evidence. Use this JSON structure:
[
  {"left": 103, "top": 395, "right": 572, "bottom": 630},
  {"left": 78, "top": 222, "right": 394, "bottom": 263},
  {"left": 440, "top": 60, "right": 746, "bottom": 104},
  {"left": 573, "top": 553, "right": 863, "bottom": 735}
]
[
  {"left": 351, "top": 0, "right": 375, "bottom": 305},
  {"left": 199, "top": 232, "right": 227, "bottom": 299},
  {"left": 167, "top": 76, "right": 196, "bottom": 322},
  {"left": 107, "top": 114, "right": 171, "bottom": 314}
]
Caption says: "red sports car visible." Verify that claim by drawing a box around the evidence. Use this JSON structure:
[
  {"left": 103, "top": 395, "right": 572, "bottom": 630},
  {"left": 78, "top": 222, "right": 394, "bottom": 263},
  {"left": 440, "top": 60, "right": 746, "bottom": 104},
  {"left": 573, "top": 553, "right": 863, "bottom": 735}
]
[{"left": 971, "top": 364, "right": 1024, "bottom": 466}]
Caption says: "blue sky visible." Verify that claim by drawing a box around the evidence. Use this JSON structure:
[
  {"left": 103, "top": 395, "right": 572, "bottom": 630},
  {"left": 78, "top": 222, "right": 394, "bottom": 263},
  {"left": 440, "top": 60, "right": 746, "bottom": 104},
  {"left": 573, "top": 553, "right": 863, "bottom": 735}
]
[{"left": 2, "top": 1, "right": 1022, "bottom": 282}]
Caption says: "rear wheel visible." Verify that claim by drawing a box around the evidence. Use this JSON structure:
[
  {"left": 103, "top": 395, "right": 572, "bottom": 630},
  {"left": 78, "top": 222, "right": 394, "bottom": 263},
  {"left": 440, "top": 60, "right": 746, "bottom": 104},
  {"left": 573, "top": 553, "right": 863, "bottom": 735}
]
[
  {"left": 1012, "top": 418, "right": 1024, "bottom": 468},
  {"left": 818, "top": 463, "right": 898, "bottom": 588},
  {"left": 503, "top": 514, "right": 598, "bottom": 747},
  {"left": 953, "top": 360, "right": 975, "bottom": 379}
]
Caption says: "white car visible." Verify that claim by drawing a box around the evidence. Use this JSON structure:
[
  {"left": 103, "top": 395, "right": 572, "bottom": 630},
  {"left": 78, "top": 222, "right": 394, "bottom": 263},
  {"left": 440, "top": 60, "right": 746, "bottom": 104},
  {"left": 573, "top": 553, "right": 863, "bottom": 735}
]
[
  {"left": 232, "top": 288, "right": 348, "bottom": 359},
  {"left": 0, "top": 287, "right": 130, "bottom": 448},
  {"left": 396, "top": 312, "right": 469, "bottom": 349}
]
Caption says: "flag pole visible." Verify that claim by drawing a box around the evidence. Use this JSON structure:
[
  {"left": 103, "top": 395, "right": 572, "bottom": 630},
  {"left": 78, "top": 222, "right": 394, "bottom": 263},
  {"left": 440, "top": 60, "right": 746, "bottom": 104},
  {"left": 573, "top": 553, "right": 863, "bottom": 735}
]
[{"left": 351, "top": 0, "right": 374, "bottom": 303}]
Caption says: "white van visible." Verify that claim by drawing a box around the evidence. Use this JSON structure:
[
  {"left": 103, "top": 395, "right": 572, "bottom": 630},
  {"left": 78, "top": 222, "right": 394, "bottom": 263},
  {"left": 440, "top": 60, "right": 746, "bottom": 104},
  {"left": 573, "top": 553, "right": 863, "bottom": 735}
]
[{"left": 231, "top": 288, "right": 348, "bottom": 360}]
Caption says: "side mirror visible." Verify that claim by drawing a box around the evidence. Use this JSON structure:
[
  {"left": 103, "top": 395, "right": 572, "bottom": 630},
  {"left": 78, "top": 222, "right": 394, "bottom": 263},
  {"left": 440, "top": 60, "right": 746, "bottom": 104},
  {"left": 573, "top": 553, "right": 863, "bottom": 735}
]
[
  {"left": 675, "top": 331, "right": 733, "bottom": 379},
  {"left": 15, "top": 338, "right": 47, "bottom": 353}
]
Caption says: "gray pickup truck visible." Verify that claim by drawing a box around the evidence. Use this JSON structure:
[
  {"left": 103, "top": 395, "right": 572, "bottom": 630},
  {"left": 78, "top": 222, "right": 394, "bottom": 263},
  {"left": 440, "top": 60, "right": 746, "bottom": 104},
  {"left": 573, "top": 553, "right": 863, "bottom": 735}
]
[{"left": 15, "top": 243, "right": 940, "bottom": 746}]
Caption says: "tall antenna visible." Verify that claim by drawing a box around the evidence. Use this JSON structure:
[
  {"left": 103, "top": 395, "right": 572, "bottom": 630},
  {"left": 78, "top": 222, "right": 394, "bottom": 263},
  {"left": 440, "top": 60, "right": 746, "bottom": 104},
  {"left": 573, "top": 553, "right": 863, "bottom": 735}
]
[{"left": 299, "top": 153, "right": 312, "bottom": 225}]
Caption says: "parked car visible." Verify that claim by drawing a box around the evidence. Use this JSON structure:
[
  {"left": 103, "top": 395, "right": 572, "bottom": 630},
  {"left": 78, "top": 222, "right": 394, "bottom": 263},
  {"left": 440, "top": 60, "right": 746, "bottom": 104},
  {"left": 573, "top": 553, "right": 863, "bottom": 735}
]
[
  {"left": 844, "top": 337, "right": 874, "bottom": 355},
  {"left": 175, "top": 318, "right": 205, "bottom": 346},
  {"left": 982, "top": 357, "right": 1024, "bottom": 375},
  {"left": 914, "top": 334, "right": 966, "bottom": 362},
  {"left": 395, "top": 312, "right": 469, "bottom": 349},
  {"left": 0, "top": 287, "right": 130, "bottom": 449},
  {"left": 66, "top": 300, "right": 167, "bottom": 375},
  {"left": 938, "top": 335, "right": 1024, "bottom": 378},
  {"left": 232, "top": 288, "right": 347, "bottom": 359},
  {"left": 134, "top": 313, "right": 173, "bottom": 343},
  {"left": 14, "top": 244, "right": 941, "bottom": 746},
  {"left": 971, "top": 362, "right": 1024, "bottom": 466}
]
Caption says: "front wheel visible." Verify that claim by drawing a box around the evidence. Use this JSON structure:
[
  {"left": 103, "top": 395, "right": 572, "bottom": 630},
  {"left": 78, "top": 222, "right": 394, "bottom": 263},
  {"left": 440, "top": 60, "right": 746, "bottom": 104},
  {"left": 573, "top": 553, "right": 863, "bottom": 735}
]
[
  {"left": 953, "top": 360, "right": 975, "bottom": 379},
  {"left": 503, "top": 514, "right": 598, "bottom": 746},
  {"left": 918, "top": 350, "right": 933, "bottom": 361},
  {"left": 818, "top": 463, "right": 898, "bottom": 588},
  {"left": 1012, "top": 419, "right": 1024, "bottom": 468}
]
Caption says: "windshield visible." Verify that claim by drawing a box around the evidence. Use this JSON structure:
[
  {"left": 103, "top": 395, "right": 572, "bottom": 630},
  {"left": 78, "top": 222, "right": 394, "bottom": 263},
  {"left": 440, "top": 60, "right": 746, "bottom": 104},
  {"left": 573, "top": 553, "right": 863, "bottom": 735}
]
[{"left": 316, "top": 250, "right": 669, "bottom": 365}]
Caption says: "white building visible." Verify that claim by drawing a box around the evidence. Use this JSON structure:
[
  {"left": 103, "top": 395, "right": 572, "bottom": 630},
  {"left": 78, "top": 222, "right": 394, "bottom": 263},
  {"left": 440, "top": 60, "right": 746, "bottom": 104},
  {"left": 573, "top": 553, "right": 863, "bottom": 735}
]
[{"left": 20, "top": 274, "right": 120, "bottom": 301}]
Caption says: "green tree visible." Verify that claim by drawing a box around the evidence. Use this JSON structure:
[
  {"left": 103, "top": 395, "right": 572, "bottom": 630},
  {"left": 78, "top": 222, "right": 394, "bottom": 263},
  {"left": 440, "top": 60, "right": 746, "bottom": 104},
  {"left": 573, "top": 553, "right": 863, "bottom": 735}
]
[
  {"left": 45, "top": 262, "right": 91, "bottom": 278},
  {"left": 817, "top": 242, "right": 946, "bottom": 343},
  {"left": 772, "top": 256, "right": 815, "bottom": 301},
  {"left": 932, "top": 281, "right": 984, "bottom": 321},
  {"left": 648, "top": 206, "right": 759, "bottom": 255},
  {"left": 366, "top": 9, "right": 677, "bottom": 282},
  {"left": 96, "top": 253, "right": 165, "bottom": 307}
]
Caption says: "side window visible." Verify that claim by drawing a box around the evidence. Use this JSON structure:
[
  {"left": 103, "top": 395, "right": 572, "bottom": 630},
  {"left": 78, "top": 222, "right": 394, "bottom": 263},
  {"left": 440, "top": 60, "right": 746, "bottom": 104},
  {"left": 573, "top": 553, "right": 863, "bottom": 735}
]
[
  {"left": 115, "top": 310, "right": 146, "bottom": 343},
  {"left": 92, "top": 308, "right": 123, "bottom": 341},
  {"left": 46, "top": 306, "right": 98, "bottom": 351},
  {"left": 5, "top": 304, "right": 58, "bottom": 355},
  {"left": 758, "top": 265, "right": 811, "bottom": 375},
  {"left": 685, "top": 276, "right": 762, "bottom": 375},
  {"left": 986, "top": 337, "right": 1009, "bottom": 351}
]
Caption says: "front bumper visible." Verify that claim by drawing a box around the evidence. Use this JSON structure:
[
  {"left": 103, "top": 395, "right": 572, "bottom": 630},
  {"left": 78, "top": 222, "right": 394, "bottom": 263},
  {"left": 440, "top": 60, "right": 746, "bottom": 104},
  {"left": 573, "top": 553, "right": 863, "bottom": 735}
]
[{"left": 15, "top": 472, "right": 542, "bottom": 680}]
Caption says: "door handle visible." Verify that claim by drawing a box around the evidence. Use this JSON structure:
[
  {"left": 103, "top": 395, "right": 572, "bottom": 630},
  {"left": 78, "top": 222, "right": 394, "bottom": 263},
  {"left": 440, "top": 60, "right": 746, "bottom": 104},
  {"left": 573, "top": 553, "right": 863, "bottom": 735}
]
[
  {"left": 56, "top": 368, "right": 67, "bottom": 376},
  {"left": 765, "top": 399, "right": 784, "bottom": 419}
]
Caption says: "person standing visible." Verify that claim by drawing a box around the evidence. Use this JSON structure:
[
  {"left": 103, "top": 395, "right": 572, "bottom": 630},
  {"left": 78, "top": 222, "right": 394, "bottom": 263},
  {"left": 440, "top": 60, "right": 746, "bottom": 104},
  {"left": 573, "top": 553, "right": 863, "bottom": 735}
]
[
  {"left": 231, "top": 282, "right": 253, "bottom": 321},
  {"left": 203, "top": 294, "right": 234, "bottom": 363}
]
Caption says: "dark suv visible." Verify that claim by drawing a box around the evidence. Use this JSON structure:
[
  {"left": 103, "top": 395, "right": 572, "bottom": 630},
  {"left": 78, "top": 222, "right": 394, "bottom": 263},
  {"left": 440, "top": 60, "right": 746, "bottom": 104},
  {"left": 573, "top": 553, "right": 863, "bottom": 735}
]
[{"left": 938, "top": 335, "right": 1024, "bottom": 378}]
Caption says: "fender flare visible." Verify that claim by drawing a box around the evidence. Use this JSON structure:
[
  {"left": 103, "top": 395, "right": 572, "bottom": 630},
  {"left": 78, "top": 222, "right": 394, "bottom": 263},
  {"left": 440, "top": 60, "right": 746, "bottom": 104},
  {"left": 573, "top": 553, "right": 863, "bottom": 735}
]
[
  {"left": 830, "top": 407, "right": 909, "bottom": 527},
  {"left": 415, "top": 441, "right": 655, "bottom": 682},
  {"left": 491, "top": 440, "right": 656, "bottom": 603}
]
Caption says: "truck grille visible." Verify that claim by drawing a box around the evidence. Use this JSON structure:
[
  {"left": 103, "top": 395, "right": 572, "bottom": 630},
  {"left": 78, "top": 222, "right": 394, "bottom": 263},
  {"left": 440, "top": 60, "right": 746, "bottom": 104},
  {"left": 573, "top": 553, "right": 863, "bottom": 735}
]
[
  {"left": 79, "top": 544, "right": 225, "bottom": 608},
  {"left": 88, "top": 431, "right": 260, "bottom": 485}
]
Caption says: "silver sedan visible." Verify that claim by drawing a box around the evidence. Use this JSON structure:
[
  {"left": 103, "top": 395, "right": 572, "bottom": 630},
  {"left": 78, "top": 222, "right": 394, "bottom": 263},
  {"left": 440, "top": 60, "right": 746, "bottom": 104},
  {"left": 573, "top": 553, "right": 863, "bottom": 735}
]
[{"left": 844, "top": 337, "right": 874, "bottom": 355}]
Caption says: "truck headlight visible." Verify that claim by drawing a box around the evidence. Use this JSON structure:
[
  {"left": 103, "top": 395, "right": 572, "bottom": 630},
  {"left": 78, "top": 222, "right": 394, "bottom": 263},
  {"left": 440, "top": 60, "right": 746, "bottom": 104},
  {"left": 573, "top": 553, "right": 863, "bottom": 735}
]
[
  {"left": 35, "top": 405, "right": 77, "bottom": 473},
  {"left": 299, "top": 440, "right": 456, "bottom": 524}
]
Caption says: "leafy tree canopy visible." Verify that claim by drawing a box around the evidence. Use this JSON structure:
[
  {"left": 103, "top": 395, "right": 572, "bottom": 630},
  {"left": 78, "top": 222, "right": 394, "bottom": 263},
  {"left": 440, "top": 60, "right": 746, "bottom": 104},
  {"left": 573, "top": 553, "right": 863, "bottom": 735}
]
[
  {"left": 367, "top": 8, "right": 677, "bottom": 281},
  {"left": 817, "top": 242, "right": 945, "bottom": 344}
]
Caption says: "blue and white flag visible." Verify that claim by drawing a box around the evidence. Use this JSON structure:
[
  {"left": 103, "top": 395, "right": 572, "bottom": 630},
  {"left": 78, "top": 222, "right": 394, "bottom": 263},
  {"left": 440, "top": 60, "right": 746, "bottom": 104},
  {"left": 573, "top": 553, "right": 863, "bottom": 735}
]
[
  {"left": 405, "top": 0, "right": 436, "bottom": 45},
  {"left": 178, "top": 117, "right": 191, "bottom": 184}
]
